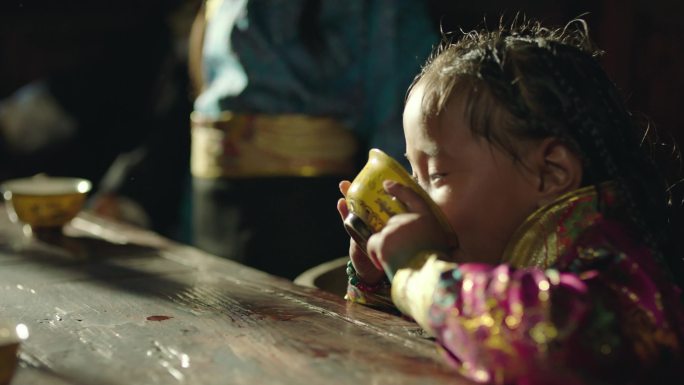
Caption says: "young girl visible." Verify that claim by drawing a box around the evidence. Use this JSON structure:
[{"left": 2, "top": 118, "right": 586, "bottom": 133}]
[{"left": 337, "top": 20, "right": 684, "bottom": 384}]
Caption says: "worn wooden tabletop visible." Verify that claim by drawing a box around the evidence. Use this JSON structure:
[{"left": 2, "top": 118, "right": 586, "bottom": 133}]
[{"left": 0, "top": 210, "right": 470, "bottom": 385}]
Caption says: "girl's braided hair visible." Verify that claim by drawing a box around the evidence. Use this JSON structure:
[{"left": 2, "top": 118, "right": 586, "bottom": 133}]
[{"left": 411, "top": 17, "right": 683, "bottom": 282}]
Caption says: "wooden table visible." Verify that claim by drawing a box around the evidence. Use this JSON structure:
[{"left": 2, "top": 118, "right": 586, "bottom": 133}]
[{"left": 0, "top": 210, "right": 469, "bottom": 385}]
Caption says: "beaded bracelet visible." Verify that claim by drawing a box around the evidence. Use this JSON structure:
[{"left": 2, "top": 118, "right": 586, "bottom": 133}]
[{"left": 346, "top": 259, "right": 389, "bottom": 293}]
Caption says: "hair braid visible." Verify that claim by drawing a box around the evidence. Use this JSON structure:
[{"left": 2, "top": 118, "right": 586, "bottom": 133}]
[{"left": 536, "top": 44, "right": 668, "bottom": 260}]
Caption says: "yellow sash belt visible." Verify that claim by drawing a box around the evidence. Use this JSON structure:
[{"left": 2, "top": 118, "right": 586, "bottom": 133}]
[{"left": 191, "top": 112, "right": 358, "bottom": 178}]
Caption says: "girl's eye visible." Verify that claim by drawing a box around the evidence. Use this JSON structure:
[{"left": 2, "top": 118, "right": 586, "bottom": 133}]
[{"left": 429, "top": 173, "right": 446, "bottom": 183}]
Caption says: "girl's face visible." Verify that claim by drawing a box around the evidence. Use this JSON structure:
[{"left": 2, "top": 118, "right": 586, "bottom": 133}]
[{"left": 403, "top": 84, "right": 542, "bottom": 264}]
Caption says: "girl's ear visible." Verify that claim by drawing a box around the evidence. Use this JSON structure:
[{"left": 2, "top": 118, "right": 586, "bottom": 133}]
[{"left": 532, "top": 137, "right": 583, "bottom": 206}]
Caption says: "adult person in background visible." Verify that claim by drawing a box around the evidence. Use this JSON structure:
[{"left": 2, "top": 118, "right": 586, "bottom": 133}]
[{"left": 189, "top": 0, "right": 436, "bottom": 279}]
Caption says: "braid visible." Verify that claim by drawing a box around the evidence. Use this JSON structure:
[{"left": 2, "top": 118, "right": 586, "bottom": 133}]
[
  {"left": 581, "top": 51, "right": 670, "bottom": 254},
  {"left": 537, "top": 45, "right": 666, "bottom": 251}
]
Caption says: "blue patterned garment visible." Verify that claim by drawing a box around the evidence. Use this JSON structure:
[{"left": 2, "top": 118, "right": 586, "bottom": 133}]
[{"left": 195, "top": 0, "right": 436, "bottom": 160}]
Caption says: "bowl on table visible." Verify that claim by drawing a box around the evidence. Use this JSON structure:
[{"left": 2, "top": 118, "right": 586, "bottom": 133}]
[{"left": 1, "top": 175, "right": 92, "bottom": 230}]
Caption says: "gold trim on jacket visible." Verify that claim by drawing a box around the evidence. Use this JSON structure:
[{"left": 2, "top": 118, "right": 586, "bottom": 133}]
[{"left": 501, "top": 183, "right": 611, "bottom": 268}]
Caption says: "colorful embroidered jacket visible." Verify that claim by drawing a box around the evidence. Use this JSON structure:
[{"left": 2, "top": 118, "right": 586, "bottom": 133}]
[{"left": 347, "top": 185, "right": 684, "bottom": 384}]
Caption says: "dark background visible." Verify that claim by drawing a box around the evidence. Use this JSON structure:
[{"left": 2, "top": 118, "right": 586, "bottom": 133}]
[
  {"left": 2, "top": 0, "right": 682, "bottom": 167},
  {"left": 1, "top": 0, "right": 683, "bottom": 236}
]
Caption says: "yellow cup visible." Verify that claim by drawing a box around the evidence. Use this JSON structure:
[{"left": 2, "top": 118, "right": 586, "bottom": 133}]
[
  {"left": 343, "top": 149, "right": 453, "bottom": 251},
  {"left": 1, "top": 175, "right": 92, "bottom": 229}
]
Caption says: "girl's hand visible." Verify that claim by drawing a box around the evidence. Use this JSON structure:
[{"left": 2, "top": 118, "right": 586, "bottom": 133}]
[
  {"left": 366, "top": 180, "right": 453, "bottom": 276},
  {"left": 337, "top": 181, "right": 385, "bottom": 285}
]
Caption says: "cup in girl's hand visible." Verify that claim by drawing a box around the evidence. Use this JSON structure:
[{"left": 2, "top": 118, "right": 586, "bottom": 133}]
[{"left": 343, "top": 149, "right": 454, "bottom": 252}]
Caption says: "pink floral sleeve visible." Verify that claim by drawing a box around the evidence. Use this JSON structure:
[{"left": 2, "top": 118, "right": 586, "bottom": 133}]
[
  {"left": 421, "top": 223, "right": 684, "bottom": 384},
  {"left": 429, "top": 264, "right": 591, "bottom": 383}
]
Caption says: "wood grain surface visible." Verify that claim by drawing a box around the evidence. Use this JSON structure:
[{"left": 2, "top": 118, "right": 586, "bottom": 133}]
[{"left": 0, "top": 209, "right": 471, "bottom": 385}]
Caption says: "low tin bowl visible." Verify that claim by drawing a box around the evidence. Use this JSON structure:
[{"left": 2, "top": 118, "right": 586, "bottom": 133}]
[
  {"left": 1, "top": 175, "right": 92, "bottom": 229},
  {"left": 0, "top": 321, "right": 28, "bottom": 385}
]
